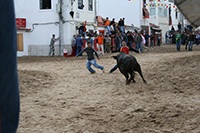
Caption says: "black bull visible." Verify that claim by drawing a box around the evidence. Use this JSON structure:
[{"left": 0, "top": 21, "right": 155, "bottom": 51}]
[{"left": 113, "top": 53, "right": 146, "bottom": 85}]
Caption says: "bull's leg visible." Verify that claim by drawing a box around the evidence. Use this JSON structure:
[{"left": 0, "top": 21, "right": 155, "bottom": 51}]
[
  {"left": 127, "top": 73, "right": 134, "bottom": 85},
  {"left": 121, "top": 71, "right": 129, "bottom": 85},
  {"left": 137, "top": 68, "right": 147, "bottom": 84},
  {"left": 131, "top": 72, "right": 136, "bottom": 83}
]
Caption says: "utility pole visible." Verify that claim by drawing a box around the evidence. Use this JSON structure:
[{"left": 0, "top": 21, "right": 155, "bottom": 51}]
[{"left": 58, "top": 0, "right": 63, "bottom": 56}]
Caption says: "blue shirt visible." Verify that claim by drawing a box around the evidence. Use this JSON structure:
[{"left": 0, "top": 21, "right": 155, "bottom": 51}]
[{"left": 76, "top": 37, "right": 83, "bottom": 47}]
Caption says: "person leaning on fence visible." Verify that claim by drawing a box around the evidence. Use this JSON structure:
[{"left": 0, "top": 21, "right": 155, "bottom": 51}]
[
  {"left": 75, "top": 42, "right": 104, "bottom": 74},
  {"left": 49, "top": 34, "right": 60, "bottom": 56}
]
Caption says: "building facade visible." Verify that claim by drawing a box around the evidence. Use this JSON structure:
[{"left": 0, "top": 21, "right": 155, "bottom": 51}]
[
  {"left": 15, "top": 0, "right": 97, "bottom": 56},
  {"left": 145, "top": 0, "right": 185, "bottom": 43}
]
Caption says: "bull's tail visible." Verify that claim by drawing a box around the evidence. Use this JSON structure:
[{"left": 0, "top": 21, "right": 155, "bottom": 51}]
[{"left": 137, "top": 66, "right": 147, "bottom": 84}]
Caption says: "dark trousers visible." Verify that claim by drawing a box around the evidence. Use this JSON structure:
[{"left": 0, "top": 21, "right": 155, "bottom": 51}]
[
  {"left": 76, "top": 46, "right": 82, "bottom": 56},
  {"left": 0, "top": 0, "right": 20, "bottom": 132},
  {"left": 185, "top": 41, "right": 188, "bottom": 50},
  {"left": 110, "top": 65, "right": 118, "bottom": 73},
  {"left": 72, "top": 46, "right": 76, "bottom": 56}
]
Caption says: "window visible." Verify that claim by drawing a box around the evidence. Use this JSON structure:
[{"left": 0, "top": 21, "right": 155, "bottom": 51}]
[
  {"left": 78, "top": 0, "right": 84, "bottom": 10},
  {"left": 158, "top": 8, "right": 162, "bottom": 16},
  {"left": 88, "top": 0, "right": 93, "bottom": 11},
  {"left": 40, "top": 0, "right": 51, "bottom": 10},
  {"left": 163, "top": 8, "right": 167, "bottom": 17},
  {"left": 150, "top": 8, "right": 156, "bottom": 16}
]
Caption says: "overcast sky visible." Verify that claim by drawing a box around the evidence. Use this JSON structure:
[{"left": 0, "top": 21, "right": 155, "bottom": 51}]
[{"left": 96, "top": 0, "right": 141, "bottom": 27}]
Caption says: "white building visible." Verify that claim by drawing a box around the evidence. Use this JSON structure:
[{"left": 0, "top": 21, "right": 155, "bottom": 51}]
[
  {"left": 15, "top": 0, "right": 97, "bottom": 56},
  {"left": 145, "top": 0, "right": 185, "bottom": 43}
]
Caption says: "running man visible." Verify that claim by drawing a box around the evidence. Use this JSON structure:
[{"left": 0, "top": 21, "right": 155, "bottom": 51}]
[{"left": 75, "top": 42, "right": 104, "bottom": 73}]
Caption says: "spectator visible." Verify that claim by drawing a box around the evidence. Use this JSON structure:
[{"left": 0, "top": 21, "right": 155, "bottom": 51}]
[
  {"left": 178, "top": 22, "right": 181, "bottom": 31},
  {"left": 150, "top": 33, "right": 154, "bottom": 47},
  {"left": 157, "top": 34, "right": 161, "bottom": 46},
  {"left": 76, "top": 34, "right": 84, "bottom": 56},
  {"left": 188, "top": 32, "right": 195, "bottom": 51},
  {"left": 71, "top": 35, "right": 77, "bottom": 56},
  {"left": 110, "top": 18, "right": 116, "bottom": 28},
  {"left": 171, "top": 26, "right": 175, "bottom": 31},
  {"left": 78, "top": 4, "right": 84, "bottom": 9},
  {"left": 121, "top": 18, "right": 125, "bottom": 33},
  {"left": 118, "top": 18, "right": 123, "bottom": 33},
  {"left": 84, "top": 35, "right": 94, "bottom": 48},
  {"left": 49, "top": 34, "right": 60, "bottom": 56},
  {"left": 127, "top": 31, "right": 134, "bottom": 49},
  {"left": 141, "top": 33, "right": 149, "bottom": 51},
  {"left": 185, "top": 33, "right": 189, "bottom": 50},
  {"left": 79, "top": 23, "right": 86, "bottom": 36},
  {"left": 89, "top": 4, "right": 93, "bottom": 11},
  {"left": 175, "top": 31, "right": 182, "bottom": 51},
  {"left": 93, "top": 31, "right": 98, "bottom": 37},
  {"left": 136, "top": 32, "right": 143, "bottom": 53},
  {"left": 196, "top": 32, "right": 200, "bottom": 46},
  {"left": 165, "top": 33, "right": 169, "bottom": 44},
  {"left": 105, "top": 33, "right": 112, "bottom": 53},
  {"left": 96, "top": 33, "right": 105, "bottom": 55},
  {"left": 105, "top": 17, "right": 111, "bottom": 35},
  {"left": 144, "top": 32, "right": 149, "bottom": 47},
  {"left": 115, "top": 33, "right": 121, "bottom": 50}
]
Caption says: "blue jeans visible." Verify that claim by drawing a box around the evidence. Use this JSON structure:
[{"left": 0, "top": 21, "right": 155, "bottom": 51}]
[
  {"left": 188, "top": 41, "right": 193, "bottom": 51},
  {"left": 110, "top": 65, "right": 118, "bottom": 73},
  {"left": 105, "top": 26, "right": 111, "bottom": 35},
  {"left": 176, "top": 41, "right": 181, "bottom": 51},
  {"left": 136, "top": 43, "right": 143, "bottom": 53},
  {"left": 86, "top": 59, "right": 104, "bottom": 73},
  {"left": 145, "top": 39, "right": 149, "bottom": 46},
  {"left": 166, "top": 38, "right": 169, "bottom": 44},
  {"left": 120, "top": 26, "right": 125, "bottom": 33},
  {"left": 0, "top": 0, "right": 20, "bottom": 132},
  {"left": 76, "top": 46, "right": 82, "bottom": 56},
  {"left": 80, "top": 30, "right": 86, "bottom": 36}
]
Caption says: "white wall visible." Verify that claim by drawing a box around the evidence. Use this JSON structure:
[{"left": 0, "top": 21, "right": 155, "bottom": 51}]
[
  {"left": 96, "top": 0, "right": 141, "bottom": 28},
  {"left": 14, "top": 0, "right": 96, "bottom": 56}
]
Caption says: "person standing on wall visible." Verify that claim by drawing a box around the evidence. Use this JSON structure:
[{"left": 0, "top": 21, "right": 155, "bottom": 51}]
[{"left": 105, "top": 17, "right": 111, "bottom": 35}]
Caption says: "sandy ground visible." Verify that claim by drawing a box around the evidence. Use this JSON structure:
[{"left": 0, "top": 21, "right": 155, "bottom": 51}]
[{"left": 17, "top": 45, "right": 200, "bottom": 133}]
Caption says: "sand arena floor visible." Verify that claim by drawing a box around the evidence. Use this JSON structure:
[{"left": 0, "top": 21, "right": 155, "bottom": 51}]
[{"left": 17, "top": 45, "right": 200, "bottom": 133}]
